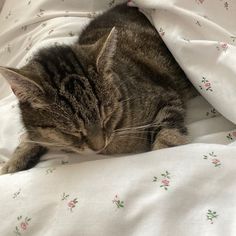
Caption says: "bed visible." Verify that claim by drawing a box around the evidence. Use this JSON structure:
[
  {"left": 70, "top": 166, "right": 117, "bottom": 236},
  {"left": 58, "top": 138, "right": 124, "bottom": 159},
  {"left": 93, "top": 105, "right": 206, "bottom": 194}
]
[{"left": 1, "top": 0, "right": 236, "bottom": 235}]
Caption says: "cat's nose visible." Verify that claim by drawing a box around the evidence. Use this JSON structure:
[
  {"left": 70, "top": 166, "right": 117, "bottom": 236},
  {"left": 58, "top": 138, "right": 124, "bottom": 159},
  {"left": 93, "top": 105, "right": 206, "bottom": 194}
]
[{"left": 87, "top": 127, "right": 106, "bottom": 151}]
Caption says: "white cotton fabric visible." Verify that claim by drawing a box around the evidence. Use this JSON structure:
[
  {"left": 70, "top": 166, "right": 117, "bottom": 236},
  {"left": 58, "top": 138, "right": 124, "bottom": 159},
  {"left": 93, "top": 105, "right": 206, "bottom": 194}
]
[
  {"left": 0, "top": 0, "right": 236, "bottom": 236},
  {"left": 129, "top": 0, "right": 236, "bottom": 124}
]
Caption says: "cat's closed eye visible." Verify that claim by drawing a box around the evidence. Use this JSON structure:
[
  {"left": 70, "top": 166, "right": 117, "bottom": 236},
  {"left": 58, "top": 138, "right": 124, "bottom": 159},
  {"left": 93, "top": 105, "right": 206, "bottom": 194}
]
[
  {"left": 58, "top": 128, "right": 83, "bottom": 138},
  {"left": 103, "top": 114, "right": 112, "bottom": 128}
]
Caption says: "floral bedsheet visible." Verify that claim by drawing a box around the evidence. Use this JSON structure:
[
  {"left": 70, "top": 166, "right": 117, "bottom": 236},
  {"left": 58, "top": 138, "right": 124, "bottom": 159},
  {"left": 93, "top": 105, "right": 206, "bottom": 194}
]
[{"left": 1, "top": 0, "right": 236, "bottom": 235}]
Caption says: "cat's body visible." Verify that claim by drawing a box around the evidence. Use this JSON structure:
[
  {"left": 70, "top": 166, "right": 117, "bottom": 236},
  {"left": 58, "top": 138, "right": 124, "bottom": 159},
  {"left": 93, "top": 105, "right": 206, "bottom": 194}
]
[{"left": 0, "top": 4, "right": 196, "bottom": 174}]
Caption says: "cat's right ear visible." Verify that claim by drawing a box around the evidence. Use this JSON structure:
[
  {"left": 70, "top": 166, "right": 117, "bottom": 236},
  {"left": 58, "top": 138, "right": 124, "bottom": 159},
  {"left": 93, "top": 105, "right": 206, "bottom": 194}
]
[
  {"left": 96, "top": 27, "right": 118, "bottom": 73},
  {"left": 78, "top": 27, "right": 118, "bottom": 74},
  {"left": 0, "top": 66, "right": 45, "bottom": 105}
]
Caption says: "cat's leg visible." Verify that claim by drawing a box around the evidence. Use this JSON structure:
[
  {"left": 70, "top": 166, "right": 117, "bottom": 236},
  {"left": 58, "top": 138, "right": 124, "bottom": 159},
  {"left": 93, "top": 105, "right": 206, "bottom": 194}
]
[
  {"left": 152, "top": 99, "right": 188, "bottom": 150},
  {"left": 152, "top": 128, "right": 188, "bottom": 150},
  {"left": 1, "top": 142, "right": 47, "bottom": 174}
]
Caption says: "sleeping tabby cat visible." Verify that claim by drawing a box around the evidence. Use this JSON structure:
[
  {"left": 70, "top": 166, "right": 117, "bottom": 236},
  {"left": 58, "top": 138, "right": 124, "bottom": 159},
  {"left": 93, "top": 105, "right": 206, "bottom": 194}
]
[{"left": 0, "top": 3, "right": 196, "bottom": 174}]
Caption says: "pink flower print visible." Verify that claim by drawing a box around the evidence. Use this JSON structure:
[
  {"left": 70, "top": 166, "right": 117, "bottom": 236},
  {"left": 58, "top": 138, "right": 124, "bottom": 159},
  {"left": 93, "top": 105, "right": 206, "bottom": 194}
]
[
  {"left": 212, "top": 159, "right": 219, "bottom": 164},
  {"left": 68, "top": 199, "right": 78, "bottom": 211},
  {"left": 161, "top": 179, "right": 169, "bottom": 186},
  {"left": 68, "top": 200, "right": 76, "bottom": 208},
  {"left": 159, "top": 28, "right": 165, "bottom": 37},
  {"left": 217, "top": 42, "right": 228, "bottom": 52},
  {"left": 61, "top": 193, "right": 78, "bottom": 212},
  {"left": 112, "top": 195, "right": 125, "bottom": 209},
  {"left": 221, "top": 42, "right": 228, "bottom": 51},
  {"left": 20, "top": 222, "right": 27, "bottom": 231},
  {"left": 153, "top": 171, "right": 171, "bottom": 190},
  {"left": 67, "top": 198, "right": 78, "bottom": 212},
  {"left": 232, "top": 131, "right": 236, "bottom": 137},
  {"left": 203, "top": 152, "right": 221, "bottom": 167},
  {"left": 212, "top": 158, "right": 221, "bottom": 167},
  {"left": 199, "top": 77, "right": 213, "bottom": 92},
  {"left": 14, "top": 216, "right": 31, "bottom": 235}
]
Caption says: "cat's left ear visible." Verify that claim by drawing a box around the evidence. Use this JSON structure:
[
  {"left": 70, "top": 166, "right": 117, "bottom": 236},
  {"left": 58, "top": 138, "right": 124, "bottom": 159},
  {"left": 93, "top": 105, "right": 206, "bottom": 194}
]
[
  {"left": 0, "top": 66, "right": 45, "bottom": 104},
  {"left": 96, "top": 27, "right": 118, "bottom": 73}
]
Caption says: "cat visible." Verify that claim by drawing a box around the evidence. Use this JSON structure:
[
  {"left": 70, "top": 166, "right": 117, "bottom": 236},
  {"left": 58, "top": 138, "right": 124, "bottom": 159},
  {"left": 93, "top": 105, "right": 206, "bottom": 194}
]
[{"left": 0, "top": 3, "right": 196, "bottom": 174}]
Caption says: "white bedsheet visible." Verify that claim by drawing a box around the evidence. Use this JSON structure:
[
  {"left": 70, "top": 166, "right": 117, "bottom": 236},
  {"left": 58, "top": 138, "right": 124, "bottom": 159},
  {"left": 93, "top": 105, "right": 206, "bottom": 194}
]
[{"left": 0, "top": 1, "right": 236, "bottom": 236}]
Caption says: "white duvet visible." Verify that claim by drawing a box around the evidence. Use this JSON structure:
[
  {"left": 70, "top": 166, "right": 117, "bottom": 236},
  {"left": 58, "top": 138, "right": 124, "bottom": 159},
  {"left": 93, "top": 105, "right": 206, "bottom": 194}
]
[{"left": 0, "top": 0, "right": 236, "bottom": 235}]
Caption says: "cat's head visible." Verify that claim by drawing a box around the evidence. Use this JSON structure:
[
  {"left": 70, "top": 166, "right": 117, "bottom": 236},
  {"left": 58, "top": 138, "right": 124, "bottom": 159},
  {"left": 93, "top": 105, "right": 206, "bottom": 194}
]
[{"left": 0, "top": 28, "right": 123, "bottom": 154}]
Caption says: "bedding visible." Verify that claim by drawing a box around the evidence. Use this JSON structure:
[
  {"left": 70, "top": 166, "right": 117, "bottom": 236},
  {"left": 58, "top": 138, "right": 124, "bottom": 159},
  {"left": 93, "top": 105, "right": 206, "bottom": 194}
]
[{"left": 0, "top": 0, "right": 236, "bottom": 235}]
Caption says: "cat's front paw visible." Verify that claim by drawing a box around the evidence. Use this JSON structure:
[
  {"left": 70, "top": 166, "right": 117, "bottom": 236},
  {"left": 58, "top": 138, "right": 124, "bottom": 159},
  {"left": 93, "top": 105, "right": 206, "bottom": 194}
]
[
  {"left": 0, "top": 160, "right": 27, "bottom": 175},
  {"left": 152, "top": 128, "right": 188, "bottom": 150},
  {"left": 0, "top": 143, "right": 47, "bottom": 175}
]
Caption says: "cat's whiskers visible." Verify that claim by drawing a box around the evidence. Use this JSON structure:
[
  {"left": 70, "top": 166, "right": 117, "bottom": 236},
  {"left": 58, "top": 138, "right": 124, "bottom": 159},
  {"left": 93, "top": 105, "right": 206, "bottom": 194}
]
[
  {"left": 114, "top": 123, "right": 159, "bottom": 133},
  {"left": 97, "top": 136, "right": 110, "bottom": 154},
  {"left": 115, "top": 134, "right": 149, "bottom": 141},
  {"left": 111, "top": 79, "right": 128, "bottom": 99},
  {"left": 118, "top": 96, "right": 142, "bottom": 104},
  {"left": 117, "top": 97, "right": 145, "bottom": 111},
  {"left": 114, "top": 130, "right": 156, "bottom": 135}
]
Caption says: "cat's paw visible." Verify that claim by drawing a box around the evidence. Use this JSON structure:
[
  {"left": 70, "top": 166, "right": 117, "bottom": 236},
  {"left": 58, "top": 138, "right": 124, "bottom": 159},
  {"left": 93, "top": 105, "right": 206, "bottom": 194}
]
[
  {"left": 0, "top": 160, "right": 26, "bottom": 175},
  {"left": 152, "top": 128, "right": 188, "bottom": 150},
  {"left": 0, "top": 143, "right": 47, "bottom": 175},
  {"left": 152, "top": 140, "right": 169, "bottom": 150}
]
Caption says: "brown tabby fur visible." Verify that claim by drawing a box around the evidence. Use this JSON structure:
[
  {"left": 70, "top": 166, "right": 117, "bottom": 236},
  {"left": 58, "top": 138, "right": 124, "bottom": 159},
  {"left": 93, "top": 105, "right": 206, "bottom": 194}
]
[{"left": 0, "top": 4, "right": 196, "bottom": 174}]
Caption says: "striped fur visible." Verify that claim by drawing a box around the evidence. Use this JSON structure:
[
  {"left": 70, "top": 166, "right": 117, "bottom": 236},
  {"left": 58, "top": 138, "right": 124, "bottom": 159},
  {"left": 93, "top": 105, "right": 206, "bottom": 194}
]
[{"left": 1, "top": 4, "right": 197, "bottom": 174}]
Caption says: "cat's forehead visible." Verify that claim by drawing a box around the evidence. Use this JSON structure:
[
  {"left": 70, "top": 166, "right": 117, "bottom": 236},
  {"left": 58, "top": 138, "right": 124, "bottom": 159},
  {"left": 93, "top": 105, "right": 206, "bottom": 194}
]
[{"left": 33, "top": 45, "right": 87, "bottom": 82}]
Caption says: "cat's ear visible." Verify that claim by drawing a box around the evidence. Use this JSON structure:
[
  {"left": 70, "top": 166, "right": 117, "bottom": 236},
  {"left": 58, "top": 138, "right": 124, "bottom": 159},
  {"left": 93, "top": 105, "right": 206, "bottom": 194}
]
[
  {"left": 96, "top": 27, "right": 118, "bottom": 73},
  {"left": 0, "top": 66, "right": 45, "bottom": 104}
]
